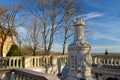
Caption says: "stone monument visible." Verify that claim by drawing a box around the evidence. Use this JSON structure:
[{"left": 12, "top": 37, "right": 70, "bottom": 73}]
[{"left": 61, "top": 18, "right": 93, "bottom": 80}]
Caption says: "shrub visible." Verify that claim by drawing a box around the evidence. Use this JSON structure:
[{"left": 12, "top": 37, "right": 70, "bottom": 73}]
[{"left": 6, "top": 44, "right": 22, "bottom": 56}]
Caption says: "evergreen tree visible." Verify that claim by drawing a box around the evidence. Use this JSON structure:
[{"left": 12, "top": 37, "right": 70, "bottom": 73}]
[
  {"left": 105, "top": 49, "right": 109, "bottom": 55},
  {"left": 6, "top": 44, "right": 22, "bottom": 56}
]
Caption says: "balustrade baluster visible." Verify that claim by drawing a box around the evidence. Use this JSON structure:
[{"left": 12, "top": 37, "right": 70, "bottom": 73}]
[
  {"left": 34, "top": 58, "right": 36, "bottom": 67},
  {"left": 12, "top": 59, "right": 15, "bottom": 68},
  {"left": 113, "top": 58, "right": 115, "bottom": 66},
  {"left": 111, "top": 58, "right": 113, "bottom": 66},
  {"left": 20, "top": 59, "right": 22, "bottom": 68},
  {"left": 47, "top": 57, "right": 49, "bottom": 65},
  {"left": 94, "top": 57, "right": 97, "bottom": 65},
  {"left": 107, "top": 58, "right": 109, "bottom": 66},
  {"left": 30, "top": 58, "right": 32, "bottom": 67},
  {"left": 4, "top": 58, "right": 7, "bottom": 68}
]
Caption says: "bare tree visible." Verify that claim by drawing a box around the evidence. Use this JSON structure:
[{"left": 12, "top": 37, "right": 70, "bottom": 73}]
[
  {"left": 24, "top": 17, "right": 41, "bottom": 56},
  {"left": 21, "top": 0, "right": 82, "bottom": 55},
  {"left": 61, "top": 0, "right": 82, "bottom": 55},
  {"left": 0, "top": 4, "right": 21, "bottom": 57},
  {"left": 22, "top": 0, "right": 64, "bottom": 55}
]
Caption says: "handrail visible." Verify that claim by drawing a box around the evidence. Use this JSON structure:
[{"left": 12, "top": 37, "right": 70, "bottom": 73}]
[
  {"left": 0, "top": 68, "right": 12, "bottom": 73},
  {"left": 0, "top": 68, "right": 59, "bottom": 80},
  {"left": 0, "top": 55, "right": 68, "bottom": 69},
  {"left": 92, "top": 67, "right": 120, "bottom": 76}
]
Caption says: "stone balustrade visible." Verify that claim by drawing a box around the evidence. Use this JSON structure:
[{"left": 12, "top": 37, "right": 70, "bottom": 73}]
[
  {"left": 1, "top": 56, "right": 23, "bottom": 68},
  {"left": 0, "top": 55, "right": 68, "bottom": 69},
  {"left": 0, "top": 68, "right": 59, "bottom": 80},
  {"left": 0, "top": 54, "right": 120, "bottom": 80},
  {"left": 0, "top": 54, "right": 120, "bottom": 69},
  {"left": 92, "top": 54, "right": 120, "bottom": 67}
]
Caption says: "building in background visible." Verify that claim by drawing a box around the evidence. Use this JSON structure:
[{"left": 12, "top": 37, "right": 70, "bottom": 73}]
[{"left": 0, "top": 27, "right": 16, "bottom": 57}]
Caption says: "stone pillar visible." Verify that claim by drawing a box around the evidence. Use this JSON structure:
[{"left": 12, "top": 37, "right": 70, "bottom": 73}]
[
  {"left": 62, "top": 18, "right": 94, "bottom": 80},
  {"left": 73, "top": 19, "right": 85, "bottom": 43},
  {"left": 23, "top": 56, "right": 31, "bottom": 68}
]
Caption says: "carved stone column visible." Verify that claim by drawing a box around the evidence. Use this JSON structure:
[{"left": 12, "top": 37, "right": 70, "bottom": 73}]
[{"left": 62, "top": 18, "right": 94, "bottom": 80}]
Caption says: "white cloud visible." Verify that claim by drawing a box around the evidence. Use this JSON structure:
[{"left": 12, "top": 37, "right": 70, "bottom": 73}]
[
  {"left": 84, "top": 12, "right": 104, "bottom": 20},
  {"left": 87, "top": 20, "right": 120, "bottom": 32},
  {"left": 75, "top": 12, "right": 104, "bottom": 20},
  {"left": 86, "top": 18, "right": 120, "bottom": 42},
  {"left": 94, "top": 32, "right": 120, "bottom": 42},
  {"left": 51, "top": 12, "right": 120, "bottom": 53}
]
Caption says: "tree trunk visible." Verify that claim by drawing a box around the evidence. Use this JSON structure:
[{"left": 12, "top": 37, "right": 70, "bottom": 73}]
[
  {"left": 0, "top": 44, "right": 3, "bottom": 57},
  {"left": 62, "top": 11, "right": 68, "bottom": 55},
  {"left": 62, "top": 42, "right": 66, "bottom": 55},
  {"left": 62, "top": 27, "right": 68, "bottom": 55},
  {"left": 0, "top": 42, "right": 4, "bottom": 68}
]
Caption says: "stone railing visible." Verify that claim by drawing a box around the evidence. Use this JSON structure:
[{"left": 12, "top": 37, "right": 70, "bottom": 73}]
[
  {"left": 0, "top": 68, "right": 59, "bottom": 80},
  {"left": 0, "top": 56, "right": 23, "bottom": 68},
  {"left": 0, "top": 55, "right": 68, "bottom": 69},
  {"left": 0, "top": 54, "right": 120, "bottom": 68},
  {"left": 0, "top": 54, "right": 120, "bottom": 80},
  {"left": 92, "top": 54, "right": 120, "bottom": 67},
  {"left": 1, "top": 54, "right": 120, "bottom": 69},
  {"left": 92, "top": 67, "right": 120, "bottom": 75},
  {"left": 0, "top": 68, "right": 11, "bottom": 80},
  {"left": 91, "top": 67, "right": 120, "bottom": 80}
]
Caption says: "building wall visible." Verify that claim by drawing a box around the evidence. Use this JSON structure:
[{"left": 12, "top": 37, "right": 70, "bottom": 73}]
[{"left": 0, "top": 35, "right": 15, "bottom": 57}]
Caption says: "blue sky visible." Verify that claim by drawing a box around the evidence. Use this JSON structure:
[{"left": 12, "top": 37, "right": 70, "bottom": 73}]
[
  {"left": 52, "top": 0, "right": 120, "bottom": 53},
  {"left": 81, "top": 0, "right": 120, "bottom": 53},
  {"left": 1, "top": 0, "right": 120, "bottom": 53}
]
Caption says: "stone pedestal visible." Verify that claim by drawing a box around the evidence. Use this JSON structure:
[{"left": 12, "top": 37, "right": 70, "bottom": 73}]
[{"left": 62, "top": 19, "right": 94, "bottom": 80}]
